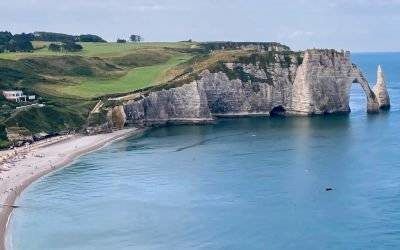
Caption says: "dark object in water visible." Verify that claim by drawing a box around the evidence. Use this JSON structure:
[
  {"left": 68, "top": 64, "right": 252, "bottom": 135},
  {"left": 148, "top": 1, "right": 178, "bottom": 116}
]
[
  {"left": 2, "top": 204, "right": 19, "bottom": 208},
  {"left": 325, "top": 188, "right": 333, "bottom": 191}
]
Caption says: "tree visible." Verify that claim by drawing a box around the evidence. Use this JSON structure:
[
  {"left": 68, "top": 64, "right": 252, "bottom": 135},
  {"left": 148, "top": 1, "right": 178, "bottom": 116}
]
[
  {"left": 0, "top": 31, "right": 13, "bottom": 46},
  {"left": 62, "top": 42, "right": 83, "bottom": 52},
  {"left": 33, "top": 31, "right": 76, "bottom": 43},
  {"left": 0, "top": 31, "right": 33, "bottom": 52},
  {"left": 78, "top": 34, "right": 107, "bottom": 43},
  {"left": 33, "top": 32, "right": 107, "bottom": 43},
  {"left": 48, "top": 43, "right": 62, "bottom": 52},
  {"left": 130, "top": 34, "right": 142, "bottom": 43},
  {"left": 117, "top": 39, "right": 127, "bottom": 43},
  {"left": 0, "top": 31, "right": 12, "bottom": 53},
  {"left": 12, "top": 33, "right": 34, "bottom": 52},
  {"left": 17, "top": 33, "right": 35, "bottom": 41},
  {"left": 48, "top": 42, "right": 82, "bottom": 52}
]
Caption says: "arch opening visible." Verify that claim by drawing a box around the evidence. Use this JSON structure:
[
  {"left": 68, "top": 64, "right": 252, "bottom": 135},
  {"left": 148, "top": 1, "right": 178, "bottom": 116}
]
[
  {"left": 348, "top": 77, "right": 379, "bottom": 114},
  {"left": 270, "top": 106, "right": 286, "bottom": 117},
  {"left": 349, "top": 80, "right": 367, "bottom": 113}
]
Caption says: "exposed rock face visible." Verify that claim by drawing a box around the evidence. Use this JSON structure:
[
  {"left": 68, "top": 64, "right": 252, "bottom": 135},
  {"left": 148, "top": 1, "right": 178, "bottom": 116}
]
[
  {"left": 373, "top": 65, "right": 391, "bottom": 110},
  {"left": 105, "top": 49, "right": 388, "bottom": 128},
  {"left": 124, "top": 83, "right": 213, "bottom": 126},
  {"left": 202, "top": 42, "right": 290, "bottom": 52},
  {"left": 290, "top": 50, "right": 380, "bottom": 114},
  {"left": 6, "top": 127, "right": 34, "bottom": 146},
  {"left": 197, "top": 66, "right": 295, "bottom": 116},
  {"left": 108, "top": 106, "right": 127, "bottom": 129}
]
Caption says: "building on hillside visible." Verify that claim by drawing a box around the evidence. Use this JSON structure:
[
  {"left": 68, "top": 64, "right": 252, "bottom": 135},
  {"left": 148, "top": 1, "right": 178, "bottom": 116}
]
[{"left": 2, "top": 90, "right": 28, "bottom": 102}]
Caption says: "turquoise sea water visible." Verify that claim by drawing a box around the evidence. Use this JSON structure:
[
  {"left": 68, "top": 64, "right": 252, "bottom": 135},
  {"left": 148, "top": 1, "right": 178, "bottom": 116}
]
[{"left": 9, "top": 53, "right": 400, "bottom": 249}]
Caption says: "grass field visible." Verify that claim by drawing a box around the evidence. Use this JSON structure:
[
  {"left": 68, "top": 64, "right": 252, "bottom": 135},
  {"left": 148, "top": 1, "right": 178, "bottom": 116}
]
[
  {"left": 0, "top": 41, "right": 196, "bottom": 60},
  {"left": 37, "top": 53, "right": 193, "bottom": 98},
  {"left": 0, "top": 41, "right": 205, "bottom": 145},
  {"left": 0, "top": 41, "right": 199, "bottom": 99}
]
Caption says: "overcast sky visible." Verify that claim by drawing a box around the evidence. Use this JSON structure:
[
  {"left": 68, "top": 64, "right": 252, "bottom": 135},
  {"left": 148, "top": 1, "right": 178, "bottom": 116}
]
[{"left": 1, "top": 0, "right": 399, "bottom": 52}]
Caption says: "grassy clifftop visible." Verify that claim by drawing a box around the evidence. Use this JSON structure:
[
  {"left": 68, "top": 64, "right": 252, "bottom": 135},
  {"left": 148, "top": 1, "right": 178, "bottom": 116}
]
[
  {"left": 0, "top": 42, "right": 198, "bottom": 147},
  {"left": 0, "top": 41, "right": 296, "bottom": 147},
  {"left": 0, "top": 41, "right": 195, "bottom": 60},
  {"left": 0, "top": 42, "right": 197, "bottom": 97}
]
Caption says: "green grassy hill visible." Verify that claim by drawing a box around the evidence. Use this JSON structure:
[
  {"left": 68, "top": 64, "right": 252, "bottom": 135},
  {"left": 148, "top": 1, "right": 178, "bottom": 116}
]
[
  {"left": 0, "top": 42, "right": 198, "bottom": 97},
  {"left": 0, "top": 41, "right": 293, "bottom": 147},
  {"left": 0, "top": 41, "right": 200, "bottom": 147},
  {"left": 38, "top": 52, "right": 192, "bottom": 98},
  {"left": 0, "top": 41, "right": 195, "bottom": 60}
]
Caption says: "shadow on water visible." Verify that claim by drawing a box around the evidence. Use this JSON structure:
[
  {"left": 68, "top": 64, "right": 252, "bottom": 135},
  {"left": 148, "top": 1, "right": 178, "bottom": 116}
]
[
  {"left": 120, "top": 115, "right": 354, "bottom": 155},
  {"left": 366, "top": 109, "right": 391, "bottom": 122}
]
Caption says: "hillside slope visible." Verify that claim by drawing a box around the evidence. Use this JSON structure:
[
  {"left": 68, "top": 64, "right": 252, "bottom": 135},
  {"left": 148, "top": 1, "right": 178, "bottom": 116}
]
[
  {"left": 2, "top": 41, "right": 377, "bottom": 148},
  {"left": 0, "top": 42, "right": 199, "bottom": 147}
]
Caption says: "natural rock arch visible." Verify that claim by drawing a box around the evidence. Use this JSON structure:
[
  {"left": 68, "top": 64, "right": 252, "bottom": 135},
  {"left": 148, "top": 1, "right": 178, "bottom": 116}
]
[
  {"left": 289, "top": 50, "right": 383, "bottom": 115},
  {"left": 97, "top": 50, "right": 391, "bottom": 130},
  {"left": 347, "top": 74, "right": 379, "bottom": 113}
]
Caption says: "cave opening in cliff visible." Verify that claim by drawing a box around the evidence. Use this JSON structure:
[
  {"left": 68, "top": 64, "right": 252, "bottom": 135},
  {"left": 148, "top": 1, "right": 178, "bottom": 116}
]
[
  {"left": 270, "top": 106, "right": 286, "bottom": 116},
  {"left": 349, "top": 80, "right": 367, "bottom": 113}
]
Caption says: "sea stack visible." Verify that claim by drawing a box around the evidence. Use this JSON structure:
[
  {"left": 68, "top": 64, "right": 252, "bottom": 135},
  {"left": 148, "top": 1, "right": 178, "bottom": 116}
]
[{"left": 373, "top": 65, "right": 391, "bottom": 110}]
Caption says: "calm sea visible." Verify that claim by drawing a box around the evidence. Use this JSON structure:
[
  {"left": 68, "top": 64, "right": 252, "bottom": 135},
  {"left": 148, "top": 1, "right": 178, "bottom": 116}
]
[{"left": 8, "top": 52, "right": 400, "bottom": 249}]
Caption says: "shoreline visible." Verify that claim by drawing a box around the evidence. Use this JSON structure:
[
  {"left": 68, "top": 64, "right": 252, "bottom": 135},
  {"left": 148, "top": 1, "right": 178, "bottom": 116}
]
[{"left": 0, "top": 128, "right": 144, "bottom": 250}]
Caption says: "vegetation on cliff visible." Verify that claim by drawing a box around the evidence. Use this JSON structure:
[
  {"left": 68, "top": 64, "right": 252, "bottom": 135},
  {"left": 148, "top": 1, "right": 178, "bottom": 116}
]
[{"left": 0, "top": 39, "right": 301, "bottom": 147}]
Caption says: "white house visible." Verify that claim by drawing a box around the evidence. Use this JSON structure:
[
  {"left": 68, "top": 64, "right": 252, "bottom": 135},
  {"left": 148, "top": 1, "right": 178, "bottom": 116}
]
[{"left": 2, "top": 90, "right": 27, "bottom": 102}]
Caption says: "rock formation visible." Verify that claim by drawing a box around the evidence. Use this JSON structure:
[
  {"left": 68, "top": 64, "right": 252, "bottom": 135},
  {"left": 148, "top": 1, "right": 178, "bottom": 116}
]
[
  {"left": 108, "top": 106, "right": 127, "bottom": 129},
  {"left": 124, "top": 83, "right": 213, "bottom": 126},
  {"left": 6, "top": 127, "right": 34, "bottom": 146},
  {"left": 290, "top": 50, "right": 380, "bottom": 114},
  {"left": 373, "top": 65, "right": 391, "bottom": 110},
  {"left": 90, "top": 48, "right": 389, "bottom": 130}
]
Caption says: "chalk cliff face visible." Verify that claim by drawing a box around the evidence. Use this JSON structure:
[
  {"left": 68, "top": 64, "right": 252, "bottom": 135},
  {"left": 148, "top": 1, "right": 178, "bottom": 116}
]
[
  {"left": 373, "top": 65, "right": 391, "bottom": 110},
  {"left": 124, "top": 83, "right": 213, "bottom": 126},
  {"left": 100, "top": 49, "right": 390, "bottom": 128},
  {"left": 290, "top": 50, "right": 380, "bottom": 114}
]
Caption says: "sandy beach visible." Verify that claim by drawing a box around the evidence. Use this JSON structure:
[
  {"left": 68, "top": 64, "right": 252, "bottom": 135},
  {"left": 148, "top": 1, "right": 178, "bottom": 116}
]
[{"left": 0, "top": 128, "right": 143, "bottom": 250}]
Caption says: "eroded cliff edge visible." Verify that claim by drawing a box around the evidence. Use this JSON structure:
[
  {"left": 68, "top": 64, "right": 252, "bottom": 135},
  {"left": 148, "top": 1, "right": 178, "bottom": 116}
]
[{"left": 88, "top": 45, "right": 390, "bottom": 131}]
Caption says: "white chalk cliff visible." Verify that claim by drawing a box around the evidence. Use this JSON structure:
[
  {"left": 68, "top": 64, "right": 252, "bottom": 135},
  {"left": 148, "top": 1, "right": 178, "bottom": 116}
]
[
  {"left": 90, "top": 48, "right": 391, "bottom": 129},
  {"left": 290, "top": 50, "right": 383, "bottom": 114},
  {"left": 373, "top": 65, "right": 391, "bottom": 110}
]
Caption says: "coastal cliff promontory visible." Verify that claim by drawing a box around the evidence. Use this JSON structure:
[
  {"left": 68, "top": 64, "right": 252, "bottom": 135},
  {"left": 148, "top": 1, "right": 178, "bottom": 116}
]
[
  {"left": 290, "top": 50, "right": 381, "bottom": 114},
  {"left": 1, "top": 41, "right": 390, "bottom": 143},
  {"left": 89, "top": 45, "right": 390, "bottom": 130},
  {"left": 89, "top": 44, "right": 390, "bottom": 130}
]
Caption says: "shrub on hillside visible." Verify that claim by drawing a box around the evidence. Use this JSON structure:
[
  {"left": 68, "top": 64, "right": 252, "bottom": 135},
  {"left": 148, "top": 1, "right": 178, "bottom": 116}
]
[
  {"left": 130, "top": 34, "right": 142, "bottom": 42},
  {"left": 48, "top": 43, "right": 62, "bottom": 52},
  {"left": 78, "top": 34, "right": 107, "bottom": 43},
  {"left": 63, "top": 42, "right": 83, "bottom": 52},
  {"left": 34, "top": 31, "right": 106, "bottom": 43},
  {"left": 34, "top": 31, "right": 76, "bottom": 43},
  {"left": 48, "top": 42, "right": 83, "bottom": 52}
]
